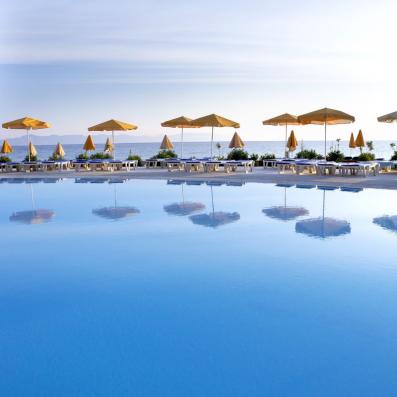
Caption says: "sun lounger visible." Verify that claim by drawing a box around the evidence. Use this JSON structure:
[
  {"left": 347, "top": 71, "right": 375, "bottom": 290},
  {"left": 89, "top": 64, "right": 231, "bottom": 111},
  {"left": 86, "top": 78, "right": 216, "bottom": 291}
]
[
  {"left": 276, "top": 160, "right": 296, "bottom": 174},
  {"left": 223, "top": 160, "right": 254, "bottom": 173},
  {"left": 316, "top": 162, "right": 338, "bottom": 176},
  {"left": 165, "top": 159, "right": 184, "bottom": 172},
  {"left": 339, "top": 162, "right": 379, "bottom": 177},
  {"left": 263, "top": 159, "right": 277, "bottom": 168},
  {"left": 295, "top": 160, "right": 317, "bottom": 175},
  {"left": 204, "top": 161, "right": 222, "bottom": 173},
  {"left": 184, "top": 160, "right": 204, "bottom": 172}
]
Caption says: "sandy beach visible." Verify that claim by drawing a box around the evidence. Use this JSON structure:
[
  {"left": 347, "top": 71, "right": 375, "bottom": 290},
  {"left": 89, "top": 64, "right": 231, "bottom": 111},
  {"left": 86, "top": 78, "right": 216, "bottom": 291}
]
[{"left": 2, "top": 167, "right": 397, "bottom": 190}]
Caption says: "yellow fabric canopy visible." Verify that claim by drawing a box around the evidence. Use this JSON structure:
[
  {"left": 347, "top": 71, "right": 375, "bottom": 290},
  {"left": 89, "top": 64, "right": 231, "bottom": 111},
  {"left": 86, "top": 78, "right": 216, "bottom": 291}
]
[
  {"left": 287, "top": 130, "right": 298, "bottom": 152},
  {"left": 160, "top": 134, "right": 174, "bottom": 150},
  {"left": 2, "top": 117, "right": 51, "bottom": 130},
  {"left": 161, "top": 116, "right": 199, "bottom": 128},
  {"left": 377, "top": 111, "right": 397, "bottom": 123},
  {"left": 54, "top": 143, "right": 65, "bottom": 158},
  {"left": 191, "top": 114, "right": 239, "bottom": 128},
  {"left": 88, "top": 119, "right": 137, "bottom": 131},
  {"left": 355, "top": 130, "right": 365, "bottom": 148},
  {"left": 298, "top": 108, "right": 355, "bottom": 125},
  {"left": 1, "top": 140, "right": 13, "bottom": 154},
  {"left": 83, "top": 135, "right": 96, "bottom": 151},
  {"left": 229, "top": 132, "right": 245, "bottom": 149},
  {"left": 349, "top": 133, "right": 356, "bottom": 149},
  {"left": 262, "top": 113, "right": 300, "bottom": 126},
  {"left": 28, "top": 142, "right": 38, "bottom": 158},
  {"left": 104, "top": 137, "right": 114, "bottom": 153}
]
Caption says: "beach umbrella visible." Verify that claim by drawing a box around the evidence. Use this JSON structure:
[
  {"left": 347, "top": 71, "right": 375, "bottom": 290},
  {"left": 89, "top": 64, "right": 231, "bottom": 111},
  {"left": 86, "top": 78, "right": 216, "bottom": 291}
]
[
  {"left": 83, "top": 134, "right": 96, "bottom": 152},
  {"left": 53, "top": 142, "right": 65, "bottom": 158},
  {"left": 88, "top": 119, "right": 138, "bottom": 160},
  {"left": 28, "top": 142, "right": 38, "bottom": 159},
  {"left": 262, "top": 113, "right": 300, "bottom": 157},
  {"left": 263, "top": 185, "right": 308, "bottom": 221},
  {"left": 2, "top": 117, "right": 50, "bottom": 161},
  {"left": 298, "top": 108, "right": 355, "bottom": 157},
  {"left": 373, "top": 215, "right": 397, "bottom": 234},
  {"left": 191, "top": 114, "right": 240, "bottom": 158},
  {"left": 349, "top": 133, "right": 356, "bottom": 148},
  {"left": 287, "top": 130, "right": 298, "bottom": 153},
  {"left": 1, "top": 140, "right": 13, "bottom": 154},
  {"left": 229, "top": 132, "right": 244, "bottom": 149},
  {"left": 164, "top": 183, "right": 205, "bottom": 216},
  {"left": 377, "top": 111, "right": 397, "bottom": 123},
  {"left": 189, "top": 185, "right": 240, "bottom": 228},
  {"left": 104, "top": 137, "right": 114, "bottom": 153},
  {"left": 160, "top": 134, "right": 174, "bottom": 150},
  {"left": 295, "top": 190, "right": 351, "bottom": 239},
  {"left": 161, "top": 116, "right": 199, "bottom": 158},
  {"left": 355, "top": 130, "right": 365, "bottom": 153}
]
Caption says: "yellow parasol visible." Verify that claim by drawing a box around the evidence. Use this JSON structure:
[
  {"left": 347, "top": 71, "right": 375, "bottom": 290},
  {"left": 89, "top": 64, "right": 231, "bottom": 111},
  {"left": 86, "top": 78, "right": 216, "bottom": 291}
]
[
  {"left": 28, "top": 142, "right": 38, "bottom": 159},
  {"left": 191, "top": 114, "right": 240, "bottom": 158},
  {"left": 88, "top": 119, "right": 137, "bottom": 159},
  {"left": 349, "top": 133, "right": 356, "bottom": 149},
  {"left": 262, "top": 113, "right": 300, "bottom": 157},
  {"left": 229, "top": 132, "right": 245, "bottom": 149},
  {"left": 104, "top": 137, "right": 114, "bottom": 153},
  {"left": 287, "top": 130, "right": 298, "bottom": 152},
  {"left": 298, "top": 108, "right": 355, "bottom": 157},
  {"left": 53, "top": 142, "right": 65, "bottom": 158},
  {"left": 161, "top": 116, "right": 199, "bottom": 158},
  {"left": 83, "top": 135, "right": 96, "bottom": 152},
  {"left": 2, "top": 117, "right": 50, "bottom": 161},
  {"left": 377, "top": 111, "right": 397, "bottom": 123},
  {"left": 1, "top": 140, "right": 13, "bottom": 154},
  {"left": 160, "top": 134, "right": 174, "bottom": 150},
  {"left": 355, "top": 130, "right": 365, "bottom": 152}
]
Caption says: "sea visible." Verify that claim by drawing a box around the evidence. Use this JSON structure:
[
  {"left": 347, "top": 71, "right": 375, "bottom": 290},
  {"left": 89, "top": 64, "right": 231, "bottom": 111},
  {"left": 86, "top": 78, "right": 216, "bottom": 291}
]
[{"left": 4, "top": 140, "right": 396, "bottom": 161}]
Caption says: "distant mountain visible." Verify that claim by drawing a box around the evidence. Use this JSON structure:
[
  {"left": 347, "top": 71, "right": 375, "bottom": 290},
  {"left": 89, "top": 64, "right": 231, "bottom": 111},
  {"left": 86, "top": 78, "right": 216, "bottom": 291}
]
[{"left": 5, "top": 132, "right": 217, "bottom": 146}]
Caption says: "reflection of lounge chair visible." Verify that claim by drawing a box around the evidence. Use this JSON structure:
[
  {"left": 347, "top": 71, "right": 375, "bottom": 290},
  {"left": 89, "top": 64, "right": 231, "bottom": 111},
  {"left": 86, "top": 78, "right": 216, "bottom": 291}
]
[
  {"left": 295, "top": 184, "right": 316, "bottom": 189},
  {"left": 340, "top": 187, "right": 363, "bottom": 193},
  {"left": 186, "top": 180, "right": 204, "bottom": 186}
]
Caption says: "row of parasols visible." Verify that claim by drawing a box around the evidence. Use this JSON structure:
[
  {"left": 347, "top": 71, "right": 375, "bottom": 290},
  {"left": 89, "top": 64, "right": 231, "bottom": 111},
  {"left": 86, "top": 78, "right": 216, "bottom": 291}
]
[{"left": 2, "top": 108, "right": 397, "bottom": 160}]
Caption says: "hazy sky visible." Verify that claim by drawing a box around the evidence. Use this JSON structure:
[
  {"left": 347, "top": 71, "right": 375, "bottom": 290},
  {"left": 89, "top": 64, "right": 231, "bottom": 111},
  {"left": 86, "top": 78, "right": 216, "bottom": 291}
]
[{"left": 1, "top": 0, "right": 396, "bottom": 142}]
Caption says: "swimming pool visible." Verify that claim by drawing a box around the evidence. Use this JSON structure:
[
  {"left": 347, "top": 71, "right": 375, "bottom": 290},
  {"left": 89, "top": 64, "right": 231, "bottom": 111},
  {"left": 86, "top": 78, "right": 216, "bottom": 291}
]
[{"left": 1, "top": 178, "right": 396, "bottom": 396}]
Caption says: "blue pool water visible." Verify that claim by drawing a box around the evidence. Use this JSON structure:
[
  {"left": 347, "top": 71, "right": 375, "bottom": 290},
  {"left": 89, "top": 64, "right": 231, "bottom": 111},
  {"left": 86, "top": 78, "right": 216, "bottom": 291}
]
[{"left": 1, "top": 178, "right": 397, "bottom": 396}]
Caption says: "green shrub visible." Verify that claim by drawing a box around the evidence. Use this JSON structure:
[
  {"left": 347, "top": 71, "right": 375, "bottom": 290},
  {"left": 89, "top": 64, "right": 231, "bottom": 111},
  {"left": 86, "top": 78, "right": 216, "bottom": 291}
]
[
  {"left": 357, "top": 152, "right": 375, "bottom": 161},
  {"left": 0, "top": 155, "right": 11, "bottom": 163},
  {"left": 295, "top": 149, "right": 324, "bottom": 160},
  {"left": 24, "top": 155, "right": 38, "bottom": 162},
  {"left": 48, "top": 154, "right": 64, "bottom": 161},
  {"left": 127, "top": 154, "right": 143, "bottom": 166},
  {"left": 327, "top": 150, "right": 345, "bottom": 162},
  {"left": 391, "top": 151, "right": 397, "bottom": 161},
  {"left": 260, "top": 153, "right": 276, "bottom": 160},
  {"left": 250, "top": 153, "right": 259, "bottom": 162},
  {"left": 153, "top": 150, "right": 177, "bottom": 159},
  {"left": 90, "top": 152, "right": 112, "bottom": 160},
  {"left": 227, "top": 149, "right": 249, "bottom": 160},
  {"left": 76, "top": 153, "right": 89, "bottom": 160}
]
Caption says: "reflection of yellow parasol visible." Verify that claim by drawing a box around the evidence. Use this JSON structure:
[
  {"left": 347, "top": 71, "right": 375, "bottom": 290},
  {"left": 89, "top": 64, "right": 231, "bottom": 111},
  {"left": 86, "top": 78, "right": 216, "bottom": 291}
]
[
  {"left": 191, "top": 114, "right": 239, "bottom": 158},
  {"left": 229, "top": 132, "right": 244, "bottom": 149},
  {"left": 295, "top": 190, "right": 351, "bottom": 239},
  {"left": 2, "top": 117, "right": 50, "bottom": 161},
  {"left": 88, "top": 119, "right": 137, "bottom": 159},
  {"left": 161, "top": 116, "right": 199, "bottom": 158},
  {"left": 83, "top": 135, "right": 96, "bottom": 152},
  {"left": 160, "top": 134, "right": 174, "bottom": 150},
  {"left": 298, "top": 108, "right": 355, "bottom": 157},
  {"left": 262, "top": 113, "right": 300, "bottom": 157},
  {"left": 189, "top": 185, "right": 240, "bottom": 228}
]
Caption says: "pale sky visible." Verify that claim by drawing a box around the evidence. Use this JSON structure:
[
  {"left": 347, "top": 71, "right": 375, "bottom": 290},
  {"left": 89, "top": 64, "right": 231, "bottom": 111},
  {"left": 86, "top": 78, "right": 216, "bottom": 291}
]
[{"left": 1, "top": 0, "right": 396, "bottom": 142}]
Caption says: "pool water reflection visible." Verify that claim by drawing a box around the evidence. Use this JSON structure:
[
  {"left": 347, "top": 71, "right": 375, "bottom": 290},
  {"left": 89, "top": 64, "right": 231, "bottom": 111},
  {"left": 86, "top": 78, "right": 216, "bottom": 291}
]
[{"left": 1, "top": 178, "right": 397, "bottom": 396}]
